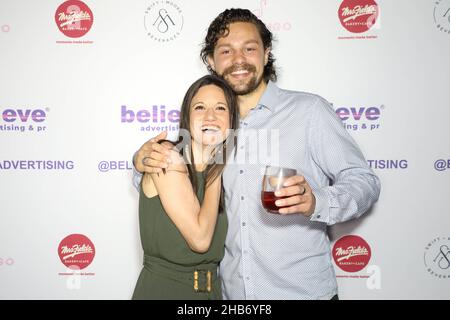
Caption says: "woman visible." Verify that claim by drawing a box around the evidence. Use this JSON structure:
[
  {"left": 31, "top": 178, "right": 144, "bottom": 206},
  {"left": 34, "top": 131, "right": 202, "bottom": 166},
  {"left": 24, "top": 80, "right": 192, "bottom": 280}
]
[{"left": 132, "top": 75, "right": 239, "bottom": 300}]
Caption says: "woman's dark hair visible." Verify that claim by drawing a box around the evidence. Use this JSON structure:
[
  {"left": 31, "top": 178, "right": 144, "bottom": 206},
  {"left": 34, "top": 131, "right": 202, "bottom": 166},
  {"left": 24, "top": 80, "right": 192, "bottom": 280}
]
[
  {"left": 162, "top": 75, "right": 239, "bottom": 212},
  {"left": 200, "top": 8, "right": 277, "bottom": 82}
]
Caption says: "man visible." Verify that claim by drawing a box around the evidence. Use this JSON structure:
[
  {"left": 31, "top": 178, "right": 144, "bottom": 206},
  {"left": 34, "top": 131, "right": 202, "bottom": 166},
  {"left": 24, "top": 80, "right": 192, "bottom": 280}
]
[{"left": 133, "top": 8, "right": 380, "bottom": 299}]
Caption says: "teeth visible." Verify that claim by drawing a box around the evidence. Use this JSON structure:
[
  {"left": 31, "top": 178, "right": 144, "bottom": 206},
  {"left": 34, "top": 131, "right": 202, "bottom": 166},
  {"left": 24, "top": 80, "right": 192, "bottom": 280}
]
[
  {"left": 202, "top": 125, "right": 220, "bottom": 132},
  {"left": 231, "top": 70, "right": 249, "bottom": 75}
]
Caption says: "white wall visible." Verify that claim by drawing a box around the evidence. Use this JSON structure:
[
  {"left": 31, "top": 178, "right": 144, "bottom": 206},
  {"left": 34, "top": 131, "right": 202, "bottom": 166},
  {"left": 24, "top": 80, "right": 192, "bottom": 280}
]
[{"left": 1, "top": 0, "right": 449, "bottom": 299}]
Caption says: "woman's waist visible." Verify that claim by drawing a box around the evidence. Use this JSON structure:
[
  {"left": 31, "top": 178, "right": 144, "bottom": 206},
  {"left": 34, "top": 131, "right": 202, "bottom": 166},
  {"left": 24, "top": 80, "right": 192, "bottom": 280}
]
[{"left": 143, "top": 255, "right": 219, "bottom": 293}]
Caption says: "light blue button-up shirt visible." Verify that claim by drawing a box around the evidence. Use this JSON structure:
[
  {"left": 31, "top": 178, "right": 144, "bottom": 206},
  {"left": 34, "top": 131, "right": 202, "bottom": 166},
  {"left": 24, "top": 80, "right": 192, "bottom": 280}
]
[
  {"left": 219, "top": 81, "right": 380, "bottom": 300},
  {"left": 132, "top": 81, "right": 380, "bottom": 300}
]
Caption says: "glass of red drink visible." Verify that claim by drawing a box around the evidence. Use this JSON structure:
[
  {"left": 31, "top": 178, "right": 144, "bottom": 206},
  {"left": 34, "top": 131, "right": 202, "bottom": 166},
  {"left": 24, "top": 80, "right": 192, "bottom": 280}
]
[{"left": 261, "top": 166, "right": 297, "bottom": 214}]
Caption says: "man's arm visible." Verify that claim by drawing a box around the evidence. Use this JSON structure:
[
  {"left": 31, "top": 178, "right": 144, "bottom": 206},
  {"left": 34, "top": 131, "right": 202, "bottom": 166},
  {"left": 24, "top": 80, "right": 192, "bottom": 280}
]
[
  {"left": 307, "top": 97, "right": 381, "bottom": 225},
  {"left": 132, "top": 131, "right": 172, "bottom": 191},
  {"left": 273, "top": 97, "right": 380, "bottom": 224}
]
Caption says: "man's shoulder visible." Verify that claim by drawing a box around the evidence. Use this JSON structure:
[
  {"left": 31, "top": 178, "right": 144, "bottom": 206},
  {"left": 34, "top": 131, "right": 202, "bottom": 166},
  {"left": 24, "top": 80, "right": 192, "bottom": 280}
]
[{"left": 274, "top": 84, "right": 330, "bottom": 108}]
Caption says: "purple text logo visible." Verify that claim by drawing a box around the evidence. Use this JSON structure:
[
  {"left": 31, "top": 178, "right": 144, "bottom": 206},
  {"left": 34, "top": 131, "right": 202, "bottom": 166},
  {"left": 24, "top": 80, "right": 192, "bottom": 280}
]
[
  {"left": 367, "top": 159, "right": 408, "bottom": 170},
  {"left": 1, "top": 108, "right": 48, "bottom": 132},
  {"left": 0, "top": 160, "right": 74, "bottom": 170},
  {"left": 121, "top": 105, "right": 180, "bottom": 132},
  {"left": 334, "top": 105, "right": 384, "bottom": 131},
  {"left": 98, "top": 161, "right": 133, "bottom": 172},
  {"left": 434, "top": 159, "right": 450, "bottom": 171}
]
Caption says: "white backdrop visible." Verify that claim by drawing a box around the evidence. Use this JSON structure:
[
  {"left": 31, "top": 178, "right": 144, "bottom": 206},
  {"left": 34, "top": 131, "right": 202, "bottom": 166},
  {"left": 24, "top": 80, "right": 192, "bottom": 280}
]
[{"left": 1, "top": 0, "right": 450, "bottom": 299}]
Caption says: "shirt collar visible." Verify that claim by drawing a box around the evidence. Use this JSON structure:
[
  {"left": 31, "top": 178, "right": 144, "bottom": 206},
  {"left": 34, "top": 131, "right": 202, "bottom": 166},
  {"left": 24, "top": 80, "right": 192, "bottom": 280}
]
[{"left": 257, "top": 80, "right": 279, "bottom": 113}]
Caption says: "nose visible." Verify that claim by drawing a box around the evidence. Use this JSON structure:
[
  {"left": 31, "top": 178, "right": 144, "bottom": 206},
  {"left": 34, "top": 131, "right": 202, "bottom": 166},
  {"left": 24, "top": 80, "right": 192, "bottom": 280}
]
[
  {"left": 232, "top": 49, "right": 246, "bottom": 65},
  {"left": 204, "top": 107, "right": 217, "bottom": 121}
]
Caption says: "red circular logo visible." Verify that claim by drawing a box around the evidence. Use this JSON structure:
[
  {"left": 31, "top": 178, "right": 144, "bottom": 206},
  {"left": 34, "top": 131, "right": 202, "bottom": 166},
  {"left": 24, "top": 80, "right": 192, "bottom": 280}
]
[
  {"left": 338, "top": 0, "right": 379, "bottom": 33},
  {"left": 332, "top": 235, "right": 371, "bottom": 272},
  {"left": 58, "top": 234, "right": 95, "bottom": 270},
  {"left": 55, "top": 0, "right": 93, "bottom": 38}
]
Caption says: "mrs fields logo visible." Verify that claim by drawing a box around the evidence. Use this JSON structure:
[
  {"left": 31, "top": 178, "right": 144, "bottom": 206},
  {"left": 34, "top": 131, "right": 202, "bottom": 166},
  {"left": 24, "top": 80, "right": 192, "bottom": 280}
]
[
  {"left": 434, "top": 0, "right": 450, "bottom": 35},
  {"left": 338, "top": 0, "right": 380, "bottom": 40},
  {"left": 333, "top": 235, "right": 372, "bottom": 273},
  {"left": 58, "top": 234, "right": 95, "bottom": 271},
  {"left": 55, "top": 0, "right": 94, "bottom": 44},
  {"left": 144, "top": 1, "right": 183, "bottom": 42}
]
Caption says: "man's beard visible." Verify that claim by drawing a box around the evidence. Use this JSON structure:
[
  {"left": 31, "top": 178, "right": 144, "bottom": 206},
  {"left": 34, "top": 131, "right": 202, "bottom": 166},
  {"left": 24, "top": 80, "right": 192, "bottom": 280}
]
[{"left": 220, "top": 63, "right": 263, "bottom": 96}]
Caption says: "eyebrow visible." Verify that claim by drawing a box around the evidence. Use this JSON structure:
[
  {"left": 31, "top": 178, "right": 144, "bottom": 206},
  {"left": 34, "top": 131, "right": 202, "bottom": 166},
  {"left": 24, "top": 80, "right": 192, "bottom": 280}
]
[
  {"left": 215, "top": 39, "right": 260, "bottom": 49},
  {"left": 191, "top": 101, "right": 228, "bottom": 108}
]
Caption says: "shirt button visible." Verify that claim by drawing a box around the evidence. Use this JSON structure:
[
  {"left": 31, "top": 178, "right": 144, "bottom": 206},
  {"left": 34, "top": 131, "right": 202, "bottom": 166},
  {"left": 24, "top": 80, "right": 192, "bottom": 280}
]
[
  {"left": 239, "top": 170, "right": 244, "bottom": 174},
  {"left": 317, "top": 215, "right": 321, "bottom": 218},
  {"left": 240, "top": 146, "right": 244, "bottom": 149},
  {"left": 241, "top": 196, "right": 244, "bottom": 200},
  {"left": 242, "top": 222, "right": 246, "bottom": 226},
  {"left": 246, "top": 277, "right": 250, "bottom": 280}
]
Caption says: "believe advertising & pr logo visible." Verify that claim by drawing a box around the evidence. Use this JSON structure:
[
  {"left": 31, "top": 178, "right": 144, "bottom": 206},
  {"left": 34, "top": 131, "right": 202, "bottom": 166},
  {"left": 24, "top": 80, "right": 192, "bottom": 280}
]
[
  {"left": 334, "top": 104, "right": 384, "bottom": 132},
  {"left": 121, "top": 104, "right": 180, "bottom": 133},
  {"left": 1, "top": 107, "right": 49, "bottom": 133}
]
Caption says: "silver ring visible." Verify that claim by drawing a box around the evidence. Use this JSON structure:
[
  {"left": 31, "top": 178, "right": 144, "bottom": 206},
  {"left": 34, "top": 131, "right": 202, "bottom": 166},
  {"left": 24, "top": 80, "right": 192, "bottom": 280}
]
[
  {"left": 142, "top": 157, "right": 150, "bottom": 166},
  {"left": 300, "top": 186, "right": 306, "bottom": 196}
]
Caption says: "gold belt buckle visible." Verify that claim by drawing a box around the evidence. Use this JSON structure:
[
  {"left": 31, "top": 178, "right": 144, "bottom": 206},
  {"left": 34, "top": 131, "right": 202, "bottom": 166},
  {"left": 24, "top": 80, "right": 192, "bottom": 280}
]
[{"left": 194, "top": 270, "right": 212, "bottom": 293}]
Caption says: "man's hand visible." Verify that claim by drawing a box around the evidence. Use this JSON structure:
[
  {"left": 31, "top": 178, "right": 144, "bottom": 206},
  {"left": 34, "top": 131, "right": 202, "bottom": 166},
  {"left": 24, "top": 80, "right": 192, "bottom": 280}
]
[
  {"left": 134, "top": 131, "right": 172, "bottom": 174},
  {"left": 274, "top": 175, "right": 316, "bottom": 216}
]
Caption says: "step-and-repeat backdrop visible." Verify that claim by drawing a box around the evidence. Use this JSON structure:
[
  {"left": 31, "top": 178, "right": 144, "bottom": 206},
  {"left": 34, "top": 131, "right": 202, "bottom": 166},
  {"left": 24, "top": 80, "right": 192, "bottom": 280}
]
[{"left": 1, "top": 0, "right": 449, "bottom": 299}]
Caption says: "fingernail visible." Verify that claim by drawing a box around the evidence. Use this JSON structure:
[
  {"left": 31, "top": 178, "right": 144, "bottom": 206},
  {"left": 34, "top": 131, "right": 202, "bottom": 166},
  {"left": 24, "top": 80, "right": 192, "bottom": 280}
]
[
  {"left": 275, "top": 200, "right": 282, "bottom": 206},
  {"left": 166, "top": 158, "right": 172, "bottom": 164},
  {"left": 275, "top": 191, "right": 281, "bottom": 196}
]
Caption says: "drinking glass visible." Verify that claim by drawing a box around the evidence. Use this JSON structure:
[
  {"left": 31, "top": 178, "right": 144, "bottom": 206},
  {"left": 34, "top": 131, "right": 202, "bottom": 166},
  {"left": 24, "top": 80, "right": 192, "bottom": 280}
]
[{"left": 261, "top": 166, "right": 297, "bottom": 214}]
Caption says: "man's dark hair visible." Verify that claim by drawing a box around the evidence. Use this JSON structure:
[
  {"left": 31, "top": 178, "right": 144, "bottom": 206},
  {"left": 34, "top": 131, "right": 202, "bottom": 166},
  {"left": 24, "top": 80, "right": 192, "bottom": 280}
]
[{"left": 200, "top": 8, "right": 277, "bottom": 82}]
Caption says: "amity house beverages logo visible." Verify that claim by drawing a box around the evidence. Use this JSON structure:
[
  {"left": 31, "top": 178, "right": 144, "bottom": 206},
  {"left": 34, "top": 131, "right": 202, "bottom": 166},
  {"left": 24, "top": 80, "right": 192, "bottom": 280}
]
[
  {"left": 121, "top": 104, "right": 180, "bottom": 133},
  {"left": 434, "top": 0, "right": 450, "bottom": 35},
  {"left": 333, "top": 235, "right": 372, "bottom": 273},
  {"left": 334, "top": 104, "right": 384, "bottom": 132},
  {"left": 58, "top": 234, "right": 95, "bottom": 275},
  {"left": 338, "top": 0, "right": 380, "bottom": 40},
  {"left": 144, "top": 1, "right": 183, "bottom": 42},
  {"left": 55, "top": 0, "right": 94, "bottom": 44},
  {"left": 1, "top": 107, "right": 49, "bottom": 133},
  {"left": 424, "top": 237, "right": 450, "bottom": 279}
]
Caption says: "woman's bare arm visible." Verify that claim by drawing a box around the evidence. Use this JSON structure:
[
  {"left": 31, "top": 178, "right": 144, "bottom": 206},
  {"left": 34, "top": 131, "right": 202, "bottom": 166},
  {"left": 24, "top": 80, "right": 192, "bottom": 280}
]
[{"left": 143, "top": 148, "right": 221, "bottom": 253}]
